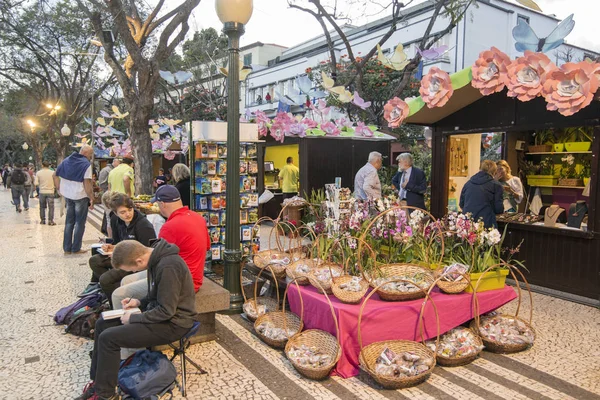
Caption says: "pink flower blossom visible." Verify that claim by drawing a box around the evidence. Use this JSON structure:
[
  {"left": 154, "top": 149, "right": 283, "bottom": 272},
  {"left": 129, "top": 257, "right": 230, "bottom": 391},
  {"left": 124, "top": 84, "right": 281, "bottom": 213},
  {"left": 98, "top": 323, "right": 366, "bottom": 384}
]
[
  {"left": 355, "top": 121, "right": 373, "bottom": 137},
  {"left": 288, "top": 122, "right": 307, "bottom": 137},
  {"left": 301, "top": 117, "right": 318, "bottom": 129},
  {"left": 336, "top": 117, "right": 353, "bottom": 128},
  {"left": 321, "top": 121, "right": 341, "bottom": 136}
]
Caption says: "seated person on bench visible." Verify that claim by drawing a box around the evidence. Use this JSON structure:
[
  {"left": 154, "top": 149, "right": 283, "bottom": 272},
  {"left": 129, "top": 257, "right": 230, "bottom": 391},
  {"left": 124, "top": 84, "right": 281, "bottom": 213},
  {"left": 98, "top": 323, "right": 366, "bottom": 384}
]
[
  {"left": 80, "top": 193, "right": 156, "bottom": 307},
  {"left": 111, "top": 185, "right": 210, "bottom": 309},
  {"left": 75, "top": 239, "right": 198, "bottom": 400}
]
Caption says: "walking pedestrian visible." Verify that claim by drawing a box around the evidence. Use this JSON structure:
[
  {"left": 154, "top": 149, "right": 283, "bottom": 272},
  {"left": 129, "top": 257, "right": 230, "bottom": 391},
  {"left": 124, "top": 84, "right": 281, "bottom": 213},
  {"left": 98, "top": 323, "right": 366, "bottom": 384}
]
[
  {"left": 53, "top": 145, "right": 95, "bottom": 255},
  {"left": 108, "top": 155, "right": 134, "bottom": 197},
  {"left": 2, "top": 164, "right": 10, "bottom": 189},
  {"left": 98, "top": 158, "right": 119, "bottom": 193},
  {"left": 8, "top": 163, "right": 29, "bottom": 212},
  {"left": 35, "top": 161, "right": 56, "bottom": 225},
  {"left": 22, "top": 166, "right": 33, "bottom": 208}
]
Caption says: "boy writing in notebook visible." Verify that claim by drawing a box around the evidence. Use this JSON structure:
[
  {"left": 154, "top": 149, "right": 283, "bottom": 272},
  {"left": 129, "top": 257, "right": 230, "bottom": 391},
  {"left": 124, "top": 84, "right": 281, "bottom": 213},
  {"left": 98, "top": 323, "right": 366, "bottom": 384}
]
[{"left": 75, "top": 239, "right": 197, "bottom": 400}]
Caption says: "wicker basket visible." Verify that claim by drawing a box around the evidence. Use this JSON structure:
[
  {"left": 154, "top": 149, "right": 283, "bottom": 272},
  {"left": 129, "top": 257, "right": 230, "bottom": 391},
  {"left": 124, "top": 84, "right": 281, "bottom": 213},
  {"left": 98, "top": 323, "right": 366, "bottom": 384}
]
[
  {"left": 557, "top": 178, "right": 583, "bottom": 187},
  {"left": 434, "top": 331, "right": 484, "bottom": 367},
  {"left": 286, "top": 259, "right": 318, "bottom": 285},
  {"left": 285, "top": 278, "right": 341, "bottom": 380},
  {"left": 358, "top": 279, "right": 440, "bottom": 389},
  {"left": 242, "top": 265, "right": 281, "bottom": 322},
  {"left": 366, "top": 264, "right": 434, "bottom": 301},
  {"left": 326, "top": 237, "right": 372, "bottom": 304},
  {"left": 308, "top": 263, "right": 344, "bottom": 294},
  {"left": 470, "top": 263, "right": 536, "bottom": 354},
  {"left": 527, "top": 144, "right": 552, "bottom": 153},
  {"left": 434, "top": 267, "right": 470, "bottom": 294}
]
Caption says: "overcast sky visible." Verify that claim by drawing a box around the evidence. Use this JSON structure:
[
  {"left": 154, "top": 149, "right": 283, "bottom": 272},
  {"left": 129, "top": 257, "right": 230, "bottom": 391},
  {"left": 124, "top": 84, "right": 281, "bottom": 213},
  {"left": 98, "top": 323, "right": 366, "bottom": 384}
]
[{"left": 190, "top": 0, "right": 599, "bottom": 52}]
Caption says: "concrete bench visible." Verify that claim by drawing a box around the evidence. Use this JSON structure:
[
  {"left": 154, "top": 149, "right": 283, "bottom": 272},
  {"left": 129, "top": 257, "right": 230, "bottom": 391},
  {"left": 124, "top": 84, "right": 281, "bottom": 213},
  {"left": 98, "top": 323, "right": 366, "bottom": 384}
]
[{"left": 153, "top": 278, "right": 230, "bottom": 350}]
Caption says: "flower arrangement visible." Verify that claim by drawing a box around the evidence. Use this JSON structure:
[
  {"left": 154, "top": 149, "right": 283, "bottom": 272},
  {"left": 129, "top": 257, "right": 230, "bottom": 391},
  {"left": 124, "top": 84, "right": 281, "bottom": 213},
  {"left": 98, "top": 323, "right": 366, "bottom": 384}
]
[
  {"left": 383, "top": 97, "right": 410, "bottom": 128},
  {"left": 559, "top": 154, "right": 577, "bottom": 179},
  {"left": 471, "top": 47, "right": 511, "bottom": 96},
  {"left": 419, "top": 67, "right": 454, "bottom": 108}
]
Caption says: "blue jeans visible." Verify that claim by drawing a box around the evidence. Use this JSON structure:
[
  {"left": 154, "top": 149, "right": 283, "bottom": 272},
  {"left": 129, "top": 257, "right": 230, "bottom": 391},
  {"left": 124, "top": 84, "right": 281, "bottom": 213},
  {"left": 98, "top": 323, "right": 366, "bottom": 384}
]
[
  {"left": 11, "top": 185, "right": 28, "bottom": 209},
  {"left": 64, "top": 197, "right": 89, "bottom": 252}
]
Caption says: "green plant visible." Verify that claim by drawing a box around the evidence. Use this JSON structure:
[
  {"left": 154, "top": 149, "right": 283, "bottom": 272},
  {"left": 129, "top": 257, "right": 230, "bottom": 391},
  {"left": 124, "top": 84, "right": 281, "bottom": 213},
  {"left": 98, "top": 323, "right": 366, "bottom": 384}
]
[
  {"left": 579, "top": 158, "right": 592, "bottom": 179},
  {"left": 560, "top": 154, "right": 578, "bottom": 179},
  {"left": 564, "top": 126, "right": 593, "bottom": 142},
  {"left": 534, "top": 129, "right": 555, "bottom": 145},
  {"left": 539, "top": 157, "right": 554, "bottom": 175},
  {"left": 554, "top": 129, "right": 571, "bottom": 144}
]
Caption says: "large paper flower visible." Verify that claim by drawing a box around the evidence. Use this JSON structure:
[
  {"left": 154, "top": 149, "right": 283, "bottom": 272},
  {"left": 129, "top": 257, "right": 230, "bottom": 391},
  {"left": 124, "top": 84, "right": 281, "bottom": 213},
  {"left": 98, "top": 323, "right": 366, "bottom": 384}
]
[
  {"left": 506, "top": 51, "right": 555, "bottom": 102},
  {"left": 255, "top": 110, "right": 269, "bottom": 137},
  {"left": 542, "top": 61, "right": 599, "bottom": 116},
  {"left": 419, "top": 67, "right": 454, "bottom": 108},
  {"left": 320, "top": 121, "right": 341, "bottom": 136},
  {"left": 383, "top": 97, "right": 409, "bottom": 128},
  {"left": 471, "top": 47, "right": 511, "bottom": 96},
  {"left": 355, "top": 121, "right": 374, "bottom": 137}
]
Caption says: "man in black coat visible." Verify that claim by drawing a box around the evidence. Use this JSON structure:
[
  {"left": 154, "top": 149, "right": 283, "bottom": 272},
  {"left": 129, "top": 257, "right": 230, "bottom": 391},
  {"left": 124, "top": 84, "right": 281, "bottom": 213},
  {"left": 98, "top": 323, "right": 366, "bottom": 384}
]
[
  {"left": 392, "top": 153, "right": 427, "bottom": 210},
  {"left": 460, "top": 160, "right": 504, "bottom": 228}
]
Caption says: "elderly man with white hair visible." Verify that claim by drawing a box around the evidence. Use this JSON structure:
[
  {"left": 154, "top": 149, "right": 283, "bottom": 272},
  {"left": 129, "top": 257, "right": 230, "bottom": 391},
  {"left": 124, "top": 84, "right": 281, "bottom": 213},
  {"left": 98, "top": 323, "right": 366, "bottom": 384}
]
[
  {"left": 53, "top": 145, "right": 95, "bottom": 254},
  {"left": 392, "top": 153, "right": 427, "bottom": 210},
  {"left": 354, "top": 151, "right": 383, "bottom": 200}
]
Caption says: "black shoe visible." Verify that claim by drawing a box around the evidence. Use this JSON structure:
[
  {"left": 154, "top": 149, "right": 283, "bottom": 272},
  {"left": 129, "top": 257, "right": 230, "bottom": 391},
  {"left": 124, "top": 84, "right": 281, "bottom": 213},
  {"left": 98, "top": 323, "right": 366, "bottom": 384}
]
[
  {"left": 74, "top": 381, "right": 95, "bottom": 400},
  {"left": 17, "top": 207, "right": 22, "bottom": 213},
  {"left": 40, "top": 220, "right": 46, "bottom": 225},
  {"left": 78, "top": 283, "right": 101, "bottom": 297},
  {"left": 24, "top": 207, "right": 29, "bottom": 211},
  {"left": 48, "top": 221, "right": 56, "bottom": 226}
]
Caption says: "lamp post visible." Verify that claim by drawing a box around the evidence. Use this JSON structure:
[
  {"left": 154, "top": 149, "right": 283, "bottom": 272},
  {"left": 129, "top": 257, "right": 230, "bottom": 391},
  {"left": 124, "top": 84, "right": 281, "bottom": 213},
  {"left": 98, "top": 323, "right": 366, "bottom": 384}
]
[{"left": 215, "top": 0, "right": 253, "bottom": 312}]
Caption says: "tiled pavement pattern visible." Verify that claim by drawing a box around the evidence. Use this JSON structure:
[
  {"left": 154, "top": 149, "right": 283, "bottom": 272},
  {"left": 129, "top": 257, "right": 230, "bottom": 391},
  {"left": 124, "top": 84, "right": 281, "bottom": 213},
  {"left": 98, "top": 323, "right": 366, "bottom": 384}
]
[{"left": 0, "top": 190, "right": 599, "bottom": 400}]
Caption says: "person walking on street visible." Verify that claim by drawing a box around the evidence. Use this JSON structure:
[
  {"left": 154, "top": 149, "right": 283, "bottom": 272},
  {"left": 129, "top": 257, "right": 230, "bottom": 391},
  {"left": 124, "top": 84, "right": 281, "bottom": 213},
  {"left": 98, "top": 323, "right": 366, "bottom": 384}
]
[
  {"left": 354, "top": 152, "right": 383, "bottom": 200},
  {"left": 27, "top": 164, "right": 36, "bottom": 198},
  {"left": 2, "top": 164, "right": 10, "bottom": 189},
  {"left": 392, "top": 153, "right": 427, "bottom": 210},
  {"left": 279, "top": 157, "right": 300, "bottom": 200},
  {"left": 8, "top": 163, "right": 29, "bottom": 212},
  {"left": 108, "top": 155, "right": 134, "bottom": 197},
  {"left": 98, "top": 158, "right": 119, "bottom": 193},
  {"left": 35, "top": 161, "right": 56, "bottom": 225},
  {"left": 22, "top": 166, "right": 33, "bottom": 207},
  {"left": 54, "top": 145, "right": 95, "bottom": 254}
]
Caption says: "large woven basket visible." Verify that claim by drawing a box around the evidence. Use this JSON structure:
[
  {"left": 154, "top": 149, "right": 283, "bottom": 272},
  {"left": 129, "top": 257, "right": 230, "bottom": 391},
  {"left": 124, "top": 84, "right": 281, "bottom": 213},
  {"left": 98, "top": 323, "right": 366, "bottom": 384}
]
[
  {"left": 286, "top": 259, "right": 318, "bottom": 285},
  {"left": 434, "top": 267, "right": 470, "bottom": 294},
  {"left": 470, "top": 263, "right": 536, "bottom": 354},
  {"left": 358, "top": 279, "right": 440, "bottom": 389},
  {"left": 285, "top": 278, "right": 341, "bottom": 380},
  {"left": 242, "top": 265, "right": 281, "bottom": 322},
  {"left": 367, "top": 264, "right": 434, "bottom": 301},
  {"left": 308, "top": 263, "right": 344, "bottom": 294},
  {"left": 327, "top": 237, "right": 372, "bottom": 304}
]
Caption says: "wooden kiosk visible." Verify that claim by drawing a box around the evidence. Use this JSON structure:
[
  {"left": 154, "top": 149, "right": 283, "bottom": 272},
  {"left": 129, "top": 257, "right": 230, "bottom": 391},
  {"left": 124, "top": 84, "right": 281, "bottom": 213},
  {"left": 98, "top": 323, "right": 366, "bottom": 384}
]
[{"left": 405, "top": 84, "right": 600, "bottom": 306}]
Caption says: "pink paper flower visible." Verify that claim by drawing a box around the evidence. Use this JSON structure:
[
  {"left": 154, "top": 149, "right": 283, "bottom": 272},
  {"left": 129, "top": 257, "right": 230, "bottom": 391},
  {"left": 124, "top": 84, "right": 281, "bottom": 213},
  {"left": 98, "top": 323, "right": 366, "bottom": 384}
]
[
  {"left": 255, "top": 110, "right": 269, "bottom": 137},
  {"left": 419, "top": 67, "right": 454, "bottom": 108},
  {"left": 336, "top": 117, "right": 353, "bottom": 128},
  {"left": 301, "top": 117, "right": 318, "bottom": 129},
  {"left": 471, "top": 47, "right": 511, "bottom": 96},
  {"left": 506, "top": 51, "right": 555, "bottom": 102},
  {"left": 354, "top": 121, "right": 373, "bottom": 137},
  {"left": 383, "top": 97, "right": 409, "bottom": 128},
  {"left": 288, "top": 122, "right": 307, "bottom": 137},
  {"left": 321, "top": 121, "right": 341, "bottom": 136},
  {"left": 542, "top": 61, "right": 600, "bottom": 116}
]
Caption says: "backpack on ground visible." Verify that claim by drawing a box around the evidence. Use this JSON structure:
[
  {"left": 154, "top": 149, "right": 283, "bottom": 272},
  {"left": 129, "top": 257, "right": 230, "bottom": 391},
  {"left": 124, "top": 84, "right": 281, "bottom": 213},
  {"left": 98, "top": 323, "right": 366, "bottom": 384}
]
[
  {"left": 53, "top": 292, "right": 106, "bottom": 325},
  {"left": 64, "top": 302, "right": 110, "bottom": 339},
  {"left": 118, "top": 350, "right": 177, "bottom": 400},
  {"left": 10, "top": 170, "right": 26, "bottom": 185}
]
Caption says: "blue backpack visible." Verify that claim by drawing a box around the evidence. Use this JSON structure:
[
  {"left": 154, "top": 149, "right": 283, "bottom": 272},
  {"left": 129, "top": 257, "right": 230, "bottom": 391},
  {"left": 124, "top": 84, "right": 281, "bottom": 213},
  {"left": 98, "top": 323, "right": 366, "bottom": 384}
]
[
  {"left": 54, "top": 292, "right": 106, "bottom": 325},
  {"left": 118, "top": 350, "right": 177, "bottom": 400}
]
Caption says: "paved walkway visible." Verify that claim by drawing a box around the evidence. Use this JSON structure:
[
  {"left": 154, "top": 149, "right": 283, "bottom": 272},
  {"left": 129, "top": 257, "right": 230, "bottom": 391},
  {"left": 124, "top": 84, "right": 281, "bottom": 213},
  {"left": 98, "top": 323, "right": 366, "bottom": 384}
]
[{"left": 0, "top": 189, "right": 599, "bottom": 400}]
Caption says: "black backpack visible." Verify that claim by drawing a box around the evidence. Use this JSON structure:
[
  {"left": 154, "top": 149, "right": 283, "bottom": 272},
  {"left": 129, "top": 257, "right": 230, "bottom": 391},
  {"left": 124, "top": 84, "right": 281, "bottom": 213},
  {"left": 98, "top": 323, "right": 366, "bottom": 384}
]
[
  {"left": 11, "top": 170, "right": 26, "bottom": 185},
  {"left": 65, "top": 302, "right": 110, "bottom": 339}
]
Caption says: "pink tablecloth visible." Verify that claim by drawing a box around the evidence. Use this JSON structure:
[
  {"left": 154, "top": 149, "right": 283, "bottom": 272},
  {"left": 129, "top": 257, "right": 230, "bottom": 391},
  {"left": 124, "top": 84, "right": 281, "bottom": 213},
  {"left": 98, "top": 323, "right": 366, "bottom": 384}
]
[{"left": 287, "top": 284, "right": 517, "bottom": 378}]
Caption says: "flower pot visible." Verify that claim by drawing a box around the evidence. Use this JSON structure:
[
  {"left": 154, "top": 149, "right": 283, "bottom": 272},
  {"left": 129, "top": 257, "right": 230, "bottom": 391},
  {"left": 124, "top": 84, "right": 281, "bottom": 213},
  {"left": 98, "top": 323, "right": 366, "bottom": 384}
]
[
  {"left": 564, "top": 142, "right": 591, "bottom": 152},
  {"left": 465, "top": 269, "right": 509, "bottom": 293},
  {"left": 584, "top": 177, "right": 590, "bottom": 187},
  {"left": 553, "top": 143, "right": 565, "bottom": 152},
  {"left": 557, "top": 178, "right": 583, "bottom": 187},
  {"left": 527, "top": 144, "right": 552, "bottom": 153},
  {"left": 526, "top": 175, "right": 557, "bottom": 186}
]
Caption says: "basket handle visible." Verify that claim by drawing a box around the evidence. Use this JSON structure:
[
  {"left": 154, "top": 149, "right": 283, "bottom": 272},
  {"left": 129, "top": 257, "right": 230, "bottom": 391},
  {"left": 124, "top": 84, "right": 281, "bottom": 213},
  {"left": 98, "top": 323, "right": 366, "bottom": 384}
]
[
  {"left": 357, "top": 278, "right": 441, "bottom": 355},
  {"left": 281, "top": 276, "right": 305, "bottom": 338},
  {"left": 251, "top": 264, "right": 281, "bottom": 312},
  {"left": 250, "top": 216, "right": 276, "bottom": 256},
  {"left": 472, "top": 262, "right": 533, "bottom": 332},
  {"left": 342, "top": 237, "right": 376, "bottom": 276}
]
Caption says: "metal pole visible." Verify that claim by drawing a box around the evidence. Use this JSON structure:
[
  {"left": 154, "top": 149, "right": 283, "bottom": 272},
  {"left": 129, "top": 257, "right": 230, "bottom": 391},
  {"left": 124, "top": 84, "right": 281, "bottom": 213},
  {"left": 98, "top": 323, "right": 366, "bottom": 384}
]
[{"left": 223, "top": 21, "right": 245, "bottom": 312}]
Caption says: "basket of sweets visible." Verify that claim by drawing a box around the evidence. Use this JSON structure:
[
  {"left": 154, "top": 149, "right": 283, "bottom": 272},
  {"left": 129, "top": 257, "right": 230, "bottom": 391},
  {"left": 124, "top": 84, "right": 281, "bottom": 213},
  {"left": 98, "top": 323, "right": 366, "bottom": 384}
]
[
  {"left": 254, "top": 274, "right": 304, "bottom": 349},
  {"left": 358, "top": 279, "right": 440, "bottom": 389},
  {"left": 285, "top": 278, "right": 341, "bottom": 380},
  {"left": 330, "top": 237, "right": 372, "bottom": 304},
  {"left": 426, "top": 327, "right": 483, "bottom": 367},
  {"left": 241, "top": 265, "right": 280, "bottom": 322},
  {"left": 251, "top": 217, "right": 295, "bottom": 278},
  {"left": 434, "top": 263, "right": 470, "bottom": 294},
  {"left": 286, "top": 258, "right": 319, "bottom": 285},
  {"left": 470, "top": 263, "right": 536, "bottom": 354},
  {"left": 367, "top": 264, "right": 434, "bottom": 301},
  {"left": 306, "top": 233, "right": 344, "bottom": 294}
]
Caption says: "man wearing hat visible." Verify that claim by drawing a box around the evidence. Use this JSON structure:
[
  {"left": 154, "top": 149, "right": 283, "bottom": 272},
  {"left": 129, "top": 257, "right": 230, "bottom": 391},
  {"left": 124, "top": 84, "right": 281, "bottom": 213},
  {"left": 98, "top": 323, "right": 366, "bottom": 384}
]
[
  {"left": 108, "top": 154, "right": 134, "bottom": 197},
  {"left": 392, "top": 153, "right": 427, "bottom": 210},
  {"left": 111, "top": 185, "right": 211, "bottom": 309}
]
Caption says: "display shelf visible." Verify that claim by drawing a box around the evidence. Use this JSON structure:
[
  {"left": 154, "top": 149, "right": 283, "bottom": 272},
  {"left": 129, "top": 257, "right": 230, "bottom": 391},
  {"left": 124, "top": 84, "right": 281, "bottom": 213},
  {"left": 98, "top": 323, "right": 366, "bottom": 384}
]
[
  {"left": 526, "top": 151, "right": 592, "bottom": 155},
  {"left": 533, "top": 185, "right": 586, "bottom": 189}
]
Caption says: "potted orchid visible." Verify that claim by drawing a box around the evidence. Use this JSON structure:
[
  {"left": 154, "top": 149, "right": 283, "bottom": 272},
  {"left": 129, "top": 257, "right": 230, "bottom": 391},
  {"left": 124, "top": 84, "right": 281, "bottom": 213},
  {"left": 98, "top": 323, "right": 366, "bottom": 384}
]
[{"left": 558, "top": 154, "right": 583, "bottom": 186}]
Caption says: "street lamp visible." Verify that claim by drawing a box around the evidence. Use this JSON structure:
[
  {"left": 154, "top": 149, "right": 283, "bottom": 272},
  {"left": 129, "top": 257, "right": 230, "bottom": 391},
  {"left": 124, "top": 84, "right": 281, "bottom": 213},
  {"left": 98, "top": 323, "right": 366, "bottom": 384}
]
[{"left": 215, "top": 0, "right": 253, "bottom": 312}]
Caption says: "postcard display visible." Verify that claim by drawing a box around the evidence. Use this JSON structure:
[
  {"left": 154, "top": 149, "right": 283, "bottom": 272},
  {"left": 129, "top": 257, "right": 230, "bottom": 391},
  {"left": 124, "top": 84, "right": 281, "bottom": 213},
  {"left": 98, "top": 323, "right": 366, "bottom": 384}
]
[{"left": 193, "top": 142, "right": 260, "bottom": 262}]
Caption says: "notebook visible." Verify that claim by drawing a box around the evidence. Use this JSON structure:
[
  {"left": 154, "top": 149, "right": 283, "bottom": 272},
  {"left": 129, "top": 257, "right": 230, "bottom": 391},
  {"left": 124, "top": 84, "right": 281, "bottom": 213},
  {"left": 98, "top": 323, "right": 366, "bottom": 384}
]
[{"left": 101, "top": 308, "right": 141, "bottom": 320}]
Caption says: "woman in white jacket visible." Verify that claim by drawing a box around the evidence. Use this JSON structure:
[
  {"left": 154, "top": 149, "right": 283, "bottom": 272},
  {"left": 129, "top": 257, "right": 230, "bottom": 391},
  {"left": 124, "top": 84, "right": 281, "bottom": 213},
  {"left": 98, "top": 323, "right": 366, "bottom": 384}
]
[{"left": 495, "top": 160, "right": 523, "bottom": 213}]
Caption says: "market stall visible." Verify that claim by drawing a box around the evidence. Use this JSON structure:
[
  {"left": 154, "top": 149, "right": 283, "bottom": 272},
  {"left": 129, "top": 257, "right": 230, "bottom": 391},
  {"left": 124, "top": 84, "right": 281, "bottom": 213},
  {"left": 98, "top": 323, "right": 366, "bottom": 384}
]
[{"left": 403, "top": 58, "right": 600, "bottom": 305}]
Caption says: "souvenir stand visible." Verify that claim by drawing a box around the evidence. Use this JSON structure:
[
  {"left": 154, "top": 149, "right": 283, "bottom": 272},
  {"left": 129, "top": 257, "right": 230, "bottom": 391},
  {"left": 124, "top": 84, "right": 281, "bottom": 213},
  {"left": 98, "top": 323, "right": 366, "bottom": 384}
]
[
  {"left": 190, "top": 121, "right": 263, "bottom": 281},
  {"left": 404, "top": 71, "right": 600, "bottom": 306}
]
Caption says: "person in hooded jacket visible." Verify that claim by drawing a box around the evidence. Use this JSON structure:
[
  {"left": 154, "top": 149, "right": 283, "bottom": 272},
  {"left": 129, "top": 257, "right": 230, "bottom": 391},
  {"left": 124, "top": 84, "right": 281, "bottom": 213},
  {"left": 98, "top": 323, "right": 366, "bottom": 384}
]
[
  {"left": 459, "top": 160, "right": 504, "bottom": 228},
  {"left": 80, "top": 193, "right": 156, "bottom": 306},
  {"left": 75, "top": 239, "right": 197, "bottom": 400}
]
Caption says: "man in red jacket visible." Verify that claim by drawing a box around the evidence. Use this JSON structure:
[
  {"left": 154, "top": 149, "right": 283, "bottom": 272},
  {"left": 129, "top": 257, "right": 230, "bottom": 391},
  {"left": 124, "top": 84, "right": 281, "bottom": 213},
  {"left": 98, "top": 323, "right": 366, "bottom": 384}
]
[{"left": 111, "top": 185, "right": 210, "bottom": 308}]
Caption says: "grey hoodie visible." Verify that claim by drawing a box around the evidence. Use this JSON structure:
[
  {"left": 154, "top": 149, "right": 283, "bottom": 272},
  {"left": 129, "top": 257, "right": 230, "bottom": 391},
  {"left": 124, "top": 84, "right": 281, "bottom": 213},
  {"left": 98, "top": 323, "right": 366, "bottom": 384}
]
[{"left": 129, "top": 239, "right": 197, "bottom": 328}]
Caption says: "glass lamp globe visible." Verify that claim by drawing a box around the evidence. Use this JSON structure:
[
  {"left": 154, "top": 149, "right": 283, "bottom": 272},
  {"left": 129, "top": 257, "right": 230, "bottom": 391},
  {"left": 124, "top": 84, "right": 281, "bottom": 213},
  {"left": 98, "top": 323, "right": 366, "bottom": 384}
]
[
  {"left": 215, "top": 0, "right": 253, "bottom": 24},
  {"left": 61, "top": 124, "right": 71, "bottom": 137},
  {"left": 22, "top": 143, "right": 29, "bottom": 150}
]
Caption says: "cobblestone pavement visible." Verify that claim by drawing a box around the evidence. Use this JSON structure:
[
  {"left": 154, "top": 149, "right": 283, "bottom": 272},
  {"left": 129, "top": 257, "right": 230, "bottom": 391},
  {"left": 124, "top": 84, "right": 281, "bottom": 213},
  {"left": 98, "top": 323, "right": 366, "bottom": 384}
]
[{"left": 0, "top": 189, "right": 599, "bottom": 400}]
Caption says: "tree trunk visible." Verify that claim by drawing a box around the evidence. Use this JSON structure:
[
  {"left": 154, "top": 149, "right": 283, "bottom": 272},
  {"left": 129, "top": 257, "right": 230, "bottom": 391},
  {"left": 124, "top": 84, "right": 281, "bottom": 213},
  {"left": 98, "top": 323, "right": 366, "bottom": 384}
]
[{"left": 129, "top": 101, "right": 154, "bottom": 195}]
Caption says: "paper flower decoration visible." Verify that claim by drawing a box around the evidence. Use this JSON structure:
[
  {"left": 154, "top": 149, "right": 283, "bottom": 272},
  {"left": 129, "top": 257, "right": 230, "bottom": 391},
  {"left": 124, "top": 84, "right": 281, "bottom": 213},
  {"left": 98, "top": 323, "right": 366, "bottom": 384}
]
[
  {"left": 254, "top": 110, "right": 269, "bottom": 137},
  {"left": 471, "top": 47, "right": 511, "bottom": 96},
  {"left": 506, "top": 51, "right": 554, "bottom": 102},
  {"left": 419, "top": 67, "right": 454, "bottom": 108},
  {"left": 320, "top": 121, "right": 341, "bottom": 136},
  {"left": 355, "top": 121, "right": 374, "bottom": 137},
  {"left": 542, "top": 61, "right": 599, "bottom": 116},
  {"left": 383, "top": 97, "right": 410, "bottom": 128}
]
